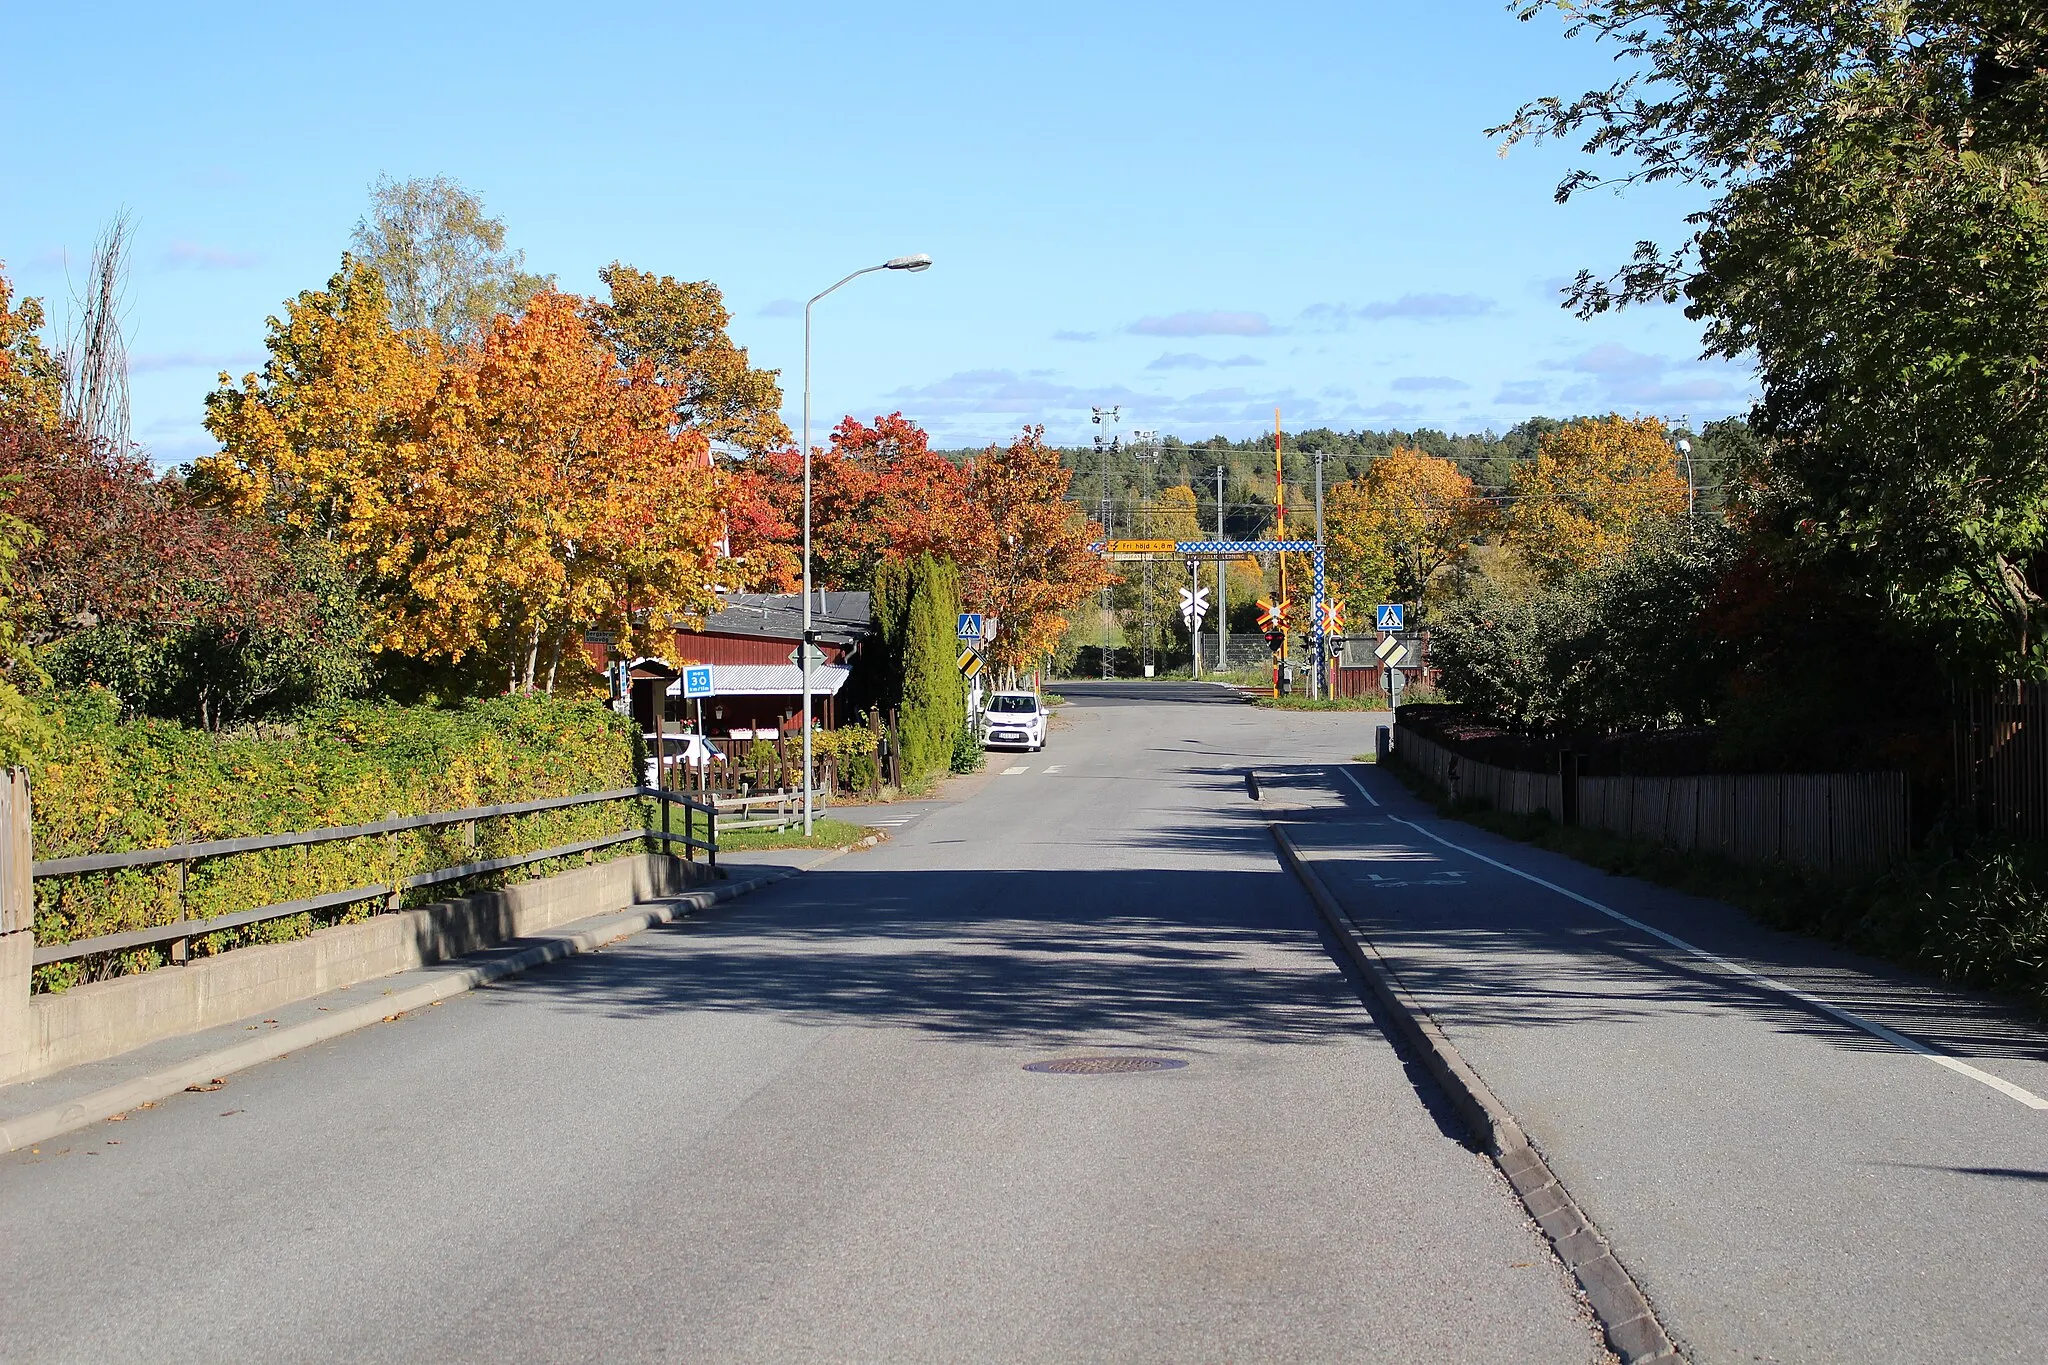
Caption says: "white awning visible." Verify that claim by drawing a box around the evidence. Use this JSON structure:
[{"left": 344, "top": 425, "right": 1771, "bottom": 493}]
[{"left": 665, "top": 663, "right": 851, "bottom": 697}]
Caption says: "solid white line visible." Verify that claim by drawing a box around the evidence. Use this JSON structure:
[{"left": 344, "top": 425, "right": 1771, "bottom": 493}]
[
  {"left": 1003, "top": 766, "right": 1029, "bottom": 775},
  {"left": 1338, "top": 766, "right": 1381, "bottom": 806},
  {"left": 1380, "top": 813, "right": 2048, "bottom": 1110}
]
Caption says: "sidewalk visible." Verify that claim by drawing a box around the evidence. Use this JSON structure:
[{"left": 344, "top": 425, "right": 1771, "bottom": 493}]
[
  {"left": 0, "top": 849, "right": 845, "bottom": 1153},
  {"left": 1282, "top": 761, "right": 2048, "bottom": 1365}
]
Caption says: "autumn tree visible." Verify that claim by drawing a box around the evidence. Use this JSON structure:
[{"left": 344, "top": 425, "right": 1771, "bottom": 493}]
[
  {"left": 198, "top": 257, "right": 442, "bottom": 538},
  {"left": 0, "top": 264, "right": 62, "bottom": 433},
  {"left": 584, "top": 264, "right": 788, "bottom": 451},
  {"left": 350, "top": 175, "right": 550, "bottom": 348},
  {"left": 1505, "top": 416, "right": 1688, "bottom": 581},
  {"left": 736, "top": 414, "right": 981, "bottom": 592},
  {"left": 1325, "top": 447, "right": 1491, "bottom": 614},
  {"left": 202, "top": 263, "right": 724, "bottom": 691},
  {"left": 347, "top": 291, "right": 724, "bottom": 688},
  {"left": 963, "top": 427, "right": 1113, "bottom": 677}
]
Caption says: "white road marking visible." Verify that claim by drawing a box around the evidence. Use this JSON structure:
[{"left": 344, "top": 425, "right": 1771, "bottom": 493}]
[
  {"left": 1043, "top": 765, "right": 1064, "bottom": 774},
  {"left": 1387, "top": 813, "right": 2048, "bottom": 1111},
  {"left": 1339, "top": 767, "right": 1382, "bottom": 807},
  {"left": 1003, "top": 766, "right": 1029, "bottom": 775}
]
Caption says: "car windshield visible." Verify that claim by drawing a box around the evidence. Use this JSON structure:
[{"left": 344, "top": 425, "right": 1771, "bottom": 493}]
[{"left": 988, "top": 695, "right": 1037, "bottom": 714}]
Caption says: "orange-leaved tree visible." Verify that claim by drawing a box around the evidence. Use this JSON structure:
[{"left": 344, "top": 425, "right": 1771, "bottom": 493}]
[
  {"left": 963, "top": 426, "right": 1112, "bottom": 677},
  {"left": 1505, "top": 416, "right": 1688, "bottom": 581},
  {"left": 1325, "top": 446, "right": 1491, "bottom": 614},
  {"left": 361, "top": 291, "right": 724, "bottom": 687}
]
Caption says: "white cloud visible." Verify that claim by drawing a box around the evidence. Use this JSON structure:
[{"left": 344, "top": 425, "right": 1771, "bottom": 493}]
[
  {"left": 1543, "top": 343, "right": 1749, "bottom": 406},
  {"left": 1127, "top": 310, "right": 1273, "bottom": 338},
  {"left": 1301, "top": 294, "right": 1497, "bottom": 329},
  {"left": 1145, "top": 352, "right": 1264, "bottom": 371}
]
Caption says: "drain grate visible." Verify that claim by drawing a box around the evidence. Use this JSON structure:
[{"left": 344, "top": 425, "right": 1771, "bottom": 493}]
[{"left": 1022, "top": 1056, "right": 1189, "bottom": 1075}]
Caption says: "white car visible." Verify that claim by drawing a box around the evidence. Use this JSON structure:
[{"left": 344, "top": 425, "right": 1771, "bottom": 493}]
[{"left": 981, "top": 692, "right": 1048, "bottom": 751}]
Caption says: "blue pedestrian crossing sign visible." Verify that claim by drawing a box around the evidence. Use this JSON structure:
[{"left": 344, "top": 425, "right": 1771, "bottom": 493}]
[
  {"left": 957, "top": 612, "right": 984, "bottom": 642},
  {"left": 1375, "top": 603, "right": 1405, "bottom": 633},
  {"left": 681, "top": 665, "right": 714, "bottom": 699}
]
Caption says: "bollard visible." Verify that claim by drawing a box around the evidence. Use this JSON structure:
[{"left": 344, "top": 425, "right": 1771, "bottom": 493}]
[
  {"left": 1245, "top": 770, "right": 1262, "bottom": 801},
  {"left": 1375, "top": 725, "right": 1392, "bottom": 763}
]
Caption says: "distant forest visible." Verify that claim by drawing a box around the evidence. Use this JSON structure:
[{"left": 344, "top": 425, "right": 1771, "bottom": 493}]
[{"left": 937, "top": 417, "right": 1755, "bottom": 543}]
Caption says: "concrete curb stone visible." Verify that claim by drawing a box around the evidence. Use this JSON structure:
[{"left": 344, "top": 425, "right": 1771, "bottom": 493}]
[
  {"left": 1271, "top": 822, "right": 1684, "bottom": 1365},
  {"left": 0, "top": 852, "right": 845, "bottom": 1155}
]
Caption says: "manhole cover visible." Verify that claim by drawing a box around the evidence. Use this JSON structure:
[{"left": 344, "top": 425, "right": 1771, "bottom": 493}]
[{"left": 1022, "top": 1056, "right": 1189, "bottom": 1075}]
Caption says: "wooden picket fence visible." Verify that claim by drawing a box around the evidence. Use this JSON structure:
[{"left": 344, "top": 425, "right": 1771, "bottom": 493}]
[{"left": 1395, "top": 726, "right": 1908, "bottom": 877}]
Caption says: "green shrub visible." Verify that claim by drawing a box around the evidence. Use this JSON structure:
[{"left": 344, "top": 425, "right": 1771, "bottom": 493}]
[
  {"left": 871, "top": 554, "right": 966, "bottom": 781},
  {"left": 28, "top": 687, "right": 651, "bottom": 992}
]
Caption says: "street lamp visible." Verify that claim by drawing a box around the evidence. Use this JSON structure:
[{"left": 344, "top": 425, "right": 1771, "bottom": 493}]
[{"left": 800, "top": 253, "right": 932, "bottom": 835}]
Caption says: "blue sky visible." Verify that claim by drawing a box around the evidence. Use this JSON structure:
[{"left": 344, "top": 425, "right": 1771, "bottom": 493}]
[{"left": 2, "top": 1, "right": 1749, "bottom": 464}]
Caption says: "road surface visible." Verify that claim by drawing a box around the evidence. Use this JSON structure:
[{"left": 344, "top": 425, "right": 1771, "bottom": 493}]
[{"left": 0, "top": 684, "right": 1603, "bottom": 1364}]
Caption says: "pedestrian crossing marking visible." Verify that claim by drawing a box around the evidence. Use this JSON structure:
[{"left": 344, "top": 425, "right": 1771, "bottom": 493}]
[
  {"left": 1043, "top": 765, "right": 1063, "bottom": 774},
  {"left": 1003, "top": 765, "right": 1029, "bottom": 775}
]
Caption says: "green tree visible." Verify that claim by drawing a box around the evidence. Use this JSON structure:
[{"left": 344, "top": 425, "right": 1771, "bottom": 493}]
[
  {"left": 871, "top": 554, "right": 965, "bottom": 780},
  {"left": 350, "top": 174, "right": 552, "bottom": 347},
  {"left": 1500, "top": 0, "right": 2048, "bottom": 678}
]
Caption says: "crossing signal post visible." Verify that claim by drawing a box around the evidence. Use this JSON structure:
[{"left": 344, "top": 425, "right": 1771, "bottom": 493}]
[{"left": 1256, "top": 597, "right": 1291, "bottom": 694}]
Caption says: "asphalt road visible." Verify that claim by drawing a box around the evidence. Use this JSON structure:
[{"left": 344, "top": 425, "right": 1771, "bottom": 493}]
[
  {"left": 1291, "top": 762, "right": 2048, "bottom": 1364},
  {"left": 0, "top": 685, "right": 1602, "bottom": 1364}
]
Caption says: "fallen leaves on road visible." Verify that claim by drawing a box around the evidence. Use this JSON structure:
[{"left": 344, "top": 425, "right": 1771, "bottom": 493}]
[{"left": 185, "top": 1078, "right": 226, "bottom": 1092}]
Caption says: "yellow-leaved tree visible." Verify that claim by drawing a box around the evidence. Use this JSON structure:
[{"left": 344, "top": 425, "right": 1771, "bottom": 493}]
[
  {"left": 0, "top": 264, "right": 64, "bottom": 434},
  {"left": 1505, "top": 416, "right": 1688, "bottom": 580},
  {"left": 199, "top": 257, "right": 442, "bottom": 537},
  {"left": 1324, "top": 446, "right": 1491, "bottom": 619}
]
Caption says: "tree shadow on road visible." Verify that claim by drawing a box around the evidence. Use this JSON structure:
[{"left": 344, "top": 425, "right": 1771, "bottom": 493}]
[{"left": 482, "top": 863, "right": 1374, "bottom": 1049}]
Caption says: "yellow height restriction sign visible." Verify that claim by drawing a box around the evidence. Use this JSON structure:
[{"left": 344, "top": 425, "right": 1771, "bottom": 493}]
[
  {"left": 1105, "top": 538, "right": 1180, "bottom": 554},
  {"left": 956, "top": 647, "right": 984, "bottom": 679}
]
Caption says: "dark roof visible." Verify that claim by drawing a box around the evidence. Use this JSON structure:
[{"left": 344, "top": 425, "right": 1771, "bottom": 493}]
[{"left": 691, "top": 591, "right": 873, "bottom": 644}]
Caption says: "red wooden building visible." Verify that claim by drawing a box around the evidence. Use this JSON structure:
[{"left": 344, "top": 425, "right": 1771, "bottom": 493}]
[{"left": 591, "top": 592, "right": 873, "bottom": 740}]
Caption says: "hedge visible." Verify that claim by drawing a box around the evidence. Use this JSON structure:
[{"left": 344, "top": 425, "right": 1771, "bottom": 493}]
[{"left": 28, "top": 688, "right": 652, "bottom": 992}]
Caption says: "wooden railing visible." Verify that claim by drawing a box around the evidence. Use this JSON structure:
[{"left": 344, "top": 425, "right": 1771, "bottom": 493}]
[
  {"left": 1395, "top": 726, "right": 1907, "bottom": 877},
  {"left": 29, "top": 786, "right": 717, "bottom": 970}
]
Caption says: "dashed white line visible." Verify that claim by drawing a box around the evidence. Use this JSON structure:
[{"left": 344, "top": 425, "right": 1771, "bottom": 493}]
[
  {"left": 1388, "top": 813, "right": 2048, "bottom": 1111},
  {"left": 1002, "top": 766, "right": 1029, "bottom": 775},
  {"left": 1043, "top": 765, "right": 1064, "bottom": 774}
]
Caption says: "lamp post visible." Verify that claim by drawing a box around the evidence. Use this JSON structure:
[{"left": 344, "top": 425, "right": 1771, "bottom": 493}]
[{"left": 801, "top": 253, "right": 931, "bottom": 836}]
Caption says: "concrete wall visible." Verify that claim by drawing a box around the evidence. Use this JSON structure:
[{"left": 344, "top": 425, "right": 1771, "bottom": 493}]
[{"left": 8, "top": 852, "right": 703, "bottom": 1086}]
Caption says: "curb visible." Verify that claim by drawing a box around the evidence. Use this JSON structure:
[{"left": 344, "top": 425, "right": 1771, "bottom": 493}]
[
  {"left": 0, "top": 856, "right": 837, "bottom": 1155},
  {"left": 1271, "top": 822, "right": 1683, "bottom": 1365}
]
